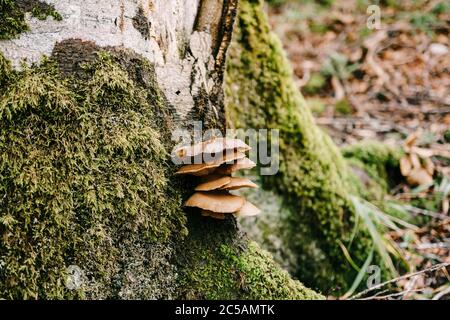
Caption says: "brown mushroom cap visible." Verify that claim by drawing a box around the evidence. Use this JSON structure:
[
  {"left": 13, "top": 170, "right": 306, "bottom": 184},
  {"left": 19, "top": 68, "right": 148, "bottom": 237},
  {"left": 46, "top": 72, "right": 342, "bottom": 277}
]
[
  {"left": 195, "top": 175, "right": 232, "bottom": 191},
  {"left": 174, "top": 137, "right": 251, "bottom": 158},
  {"left": 175, "top": 151, "right": 246, "bottom": 176},
  {"left": 201, "top": 210, "right": 227, "bottom": 220},
  {"left": 234, "top": 200, "right": 261, "bottom": 217},
  {"left": 175, "top": 163, "right": 219, "bottom": 176},
  {"left": 185, "top": 192, "right": 245, "bottom": 213},
  {"left": 220, "top": 177, "right": 258, "bottom": 190},
  {"left": 215, "top": 157, "right": 256, "bottom": 175}
]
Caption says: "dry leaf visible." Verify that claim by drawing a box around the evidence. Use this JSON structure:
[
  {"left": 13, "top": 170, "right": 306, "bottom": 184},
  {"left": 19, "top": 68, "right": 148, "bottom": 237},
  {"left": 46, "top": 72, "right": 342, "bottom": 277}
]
[
  {"left": 409, "top": 153, "right": 421, "bottom": 170},
  {"left": 400, "top": 155, "right": 412, "bottom": 176},
  {"left": 406, "top": 168, "right": 433, "bottom": 186}
]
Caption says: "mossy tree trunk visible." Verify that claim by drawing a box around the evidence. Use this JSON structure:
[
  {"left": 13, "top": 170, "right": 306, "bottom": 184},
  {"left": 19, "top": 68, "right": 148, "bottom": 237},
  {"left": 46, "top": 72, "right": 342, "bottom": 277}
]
[
  {"left": 225, "top": 0, "right": 384, "bottom": 294},
  {"left": 0, "top": 0, "right": 321, "bottom": 299}
]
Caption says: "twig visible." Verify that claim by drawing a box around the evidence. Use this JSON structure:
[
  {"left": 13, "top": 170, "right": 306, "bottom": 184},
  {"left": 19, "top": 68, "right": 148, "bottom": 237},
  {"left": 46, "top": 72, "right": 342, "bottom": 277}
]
[
  {"left": 349, "top": 262, "right": 450, "bottom": 300},
  {"left": 396, "top": 204, "right": 449, "bottom": 220},
  {"left": 414, "top": 242, "right": 448, "bottom": 250},
  {"left": 360, "top": 288, "right": 426, "bottom": 300},
  {"left": 432, "top": 286, "right": 450, "bottom": 300},
  {"left": 356, "top": 288, "right": 391, "bottom": 300}
]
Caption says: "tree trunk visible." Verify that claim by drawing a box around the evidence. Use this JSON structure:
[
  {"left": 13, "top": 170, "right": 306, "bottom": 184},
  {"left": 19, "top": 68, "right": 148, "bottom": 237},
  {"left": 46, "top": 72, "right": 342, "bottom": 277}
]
[
  {"left": 0, "top": 0, "right": 321, "bottom": 299},
  {"left": 225, "top": 0, "right": 384, "bottom": 294}
]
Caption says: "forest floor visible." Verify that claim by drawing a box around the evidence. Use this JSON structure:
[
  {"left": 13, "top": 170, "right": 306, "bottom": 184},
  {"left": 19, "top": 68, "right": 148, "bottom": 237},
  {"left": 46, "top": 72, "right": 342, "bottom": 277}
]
[{"left": 266, "top": 0, "right": 449, "bottom": 299}]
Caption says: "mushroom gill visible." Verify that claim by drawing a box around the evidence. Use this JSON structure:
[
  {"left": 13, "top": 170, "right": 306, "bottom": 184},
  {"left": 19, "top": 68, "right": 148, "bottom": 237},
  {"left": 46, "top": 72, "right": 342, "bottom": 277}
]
[{"left": 174, "top": 137, "right": 251, "bottom": 158}]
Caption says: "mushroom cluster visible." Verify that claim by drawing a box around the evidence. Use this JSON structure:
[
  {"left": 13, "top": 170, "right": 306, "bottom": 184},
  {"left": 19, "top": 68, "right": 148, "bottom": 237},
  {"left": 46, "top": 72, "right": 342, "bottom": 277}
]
[{"left": 174, "top": 137, "right": 260, "bottom": 219}]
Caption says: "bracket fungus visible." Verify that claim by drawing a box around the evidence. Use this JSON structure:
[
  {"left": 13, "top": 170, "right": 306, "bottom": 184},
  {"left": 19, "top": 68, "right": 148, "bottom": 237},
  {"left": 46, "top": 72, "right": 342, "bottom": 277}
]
[
  {"left": 174, "top": 137, "right": 251, "bottom": 158},
  {"left": 174, "top": 151, "right": 246, "bottom": 176},
  {"left": 175, "top": 137, "right": 261, "bottom": 219}
]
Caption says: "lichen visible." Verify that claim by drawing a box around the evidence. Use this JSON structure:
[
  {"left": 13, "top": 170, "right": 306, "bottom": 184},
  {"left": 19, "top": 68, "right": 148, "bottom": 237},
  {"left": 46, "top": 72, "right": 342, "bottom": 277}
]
[
  {"left": 225, "top": 0, "right": 381, "bottom": 293},
  {"left": 0, "top": 51, "right": 186, "bottom": 299},
  {"left": 0, "top": 0, "right": 62, "bottom": 40},
  {"left": 0, "top": 0, "right": 29, "bottom": 40}
]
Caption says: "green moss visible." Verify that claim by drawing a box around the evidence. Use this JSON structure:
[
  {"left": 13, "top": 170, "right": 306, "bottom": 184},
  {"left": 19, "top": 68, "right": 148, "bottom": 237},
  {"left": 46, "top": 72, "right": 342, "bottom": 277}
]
[
  {"left": 0, "top": 52, "right": 13, "bottom": 86},
  {"left": 0, "top": 51, "right": 187, "bottom": 299},
  {"left": 0, "top": 0, "right": 62, "bottom": 40},
  {"left": 0, "top": 0, "right": 29, "bottom": 40},
  {"left": 0, "top": 45, "right": 323, "bottom": 300},
  {"left": 444, "top": 130, "right": 450, "bottom": 143},
  {"left": 177, "top": 213, "right": 322, "bottom": 300},
  {"left": 225, "top": 0, "right": 381, "bottom": 293},
  {"left": 306, "top": 98, "right": 326, "bottom": 115},
  {"left": 303, "top": 72, "right": 327, "bottom": 95},
  {"left": 334, "top": 98, "right": 352, "bottom": 115},
  {"left": 342, "top": 141, "right": 403, "bottom": 199},
  {"left": 30, "top": 3, "right": 62, "bottom": 21},
  {"left": 231, "top": 242, "right": 323, "bottom": 299}
]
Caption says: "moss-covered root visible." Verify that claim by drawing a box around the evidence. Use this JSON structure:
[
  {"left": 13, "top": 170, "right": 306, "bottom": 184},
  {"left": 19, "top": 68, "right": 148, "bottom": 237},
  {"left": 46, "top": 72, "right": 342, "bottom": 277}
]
[
  {"left": 176, "top": 215, "right": 323, "bottom": 300},
  {"left": 225, "top": 0, "right": 377, "bottom": 293}
]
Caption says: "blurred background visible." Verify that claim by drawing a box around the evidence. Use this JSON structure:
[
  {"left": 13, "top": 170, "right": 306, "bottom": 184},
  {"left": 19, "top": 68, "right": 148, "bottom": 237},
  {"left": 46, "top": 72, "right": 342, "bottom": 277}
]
[
  {"left": 267, "top": 0, "right": 449, "bottom": 145},
  {"left": 263, "top": 0, "right": 449, "bottom": 299}
]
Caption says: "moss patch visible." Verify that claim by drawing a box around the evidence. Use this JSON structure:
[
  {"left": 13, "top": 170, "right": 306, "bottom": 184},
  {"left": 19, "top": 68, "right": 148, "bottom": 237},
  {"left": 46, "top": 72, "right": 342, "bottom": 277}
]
[
  {"left": 303, "top": 72, "right": 327, "bottom": 95},
  {"left": 0, "top": 0, "right": 29, "bottom": 40},
  {"left": 0, "top": 0, "right": 62, "bottom": 40},
  {"left": 0, "top": 50, "right": 187, "bottom": 299},
  {"left": 225, "top": 0, "right": 382, "bottom": 293},
  {"left": 0, "top": 43, "right": 323, "bottom": 299},
  {"left": 177, "top": 213, "right": 322, "bottom": 300},
  {"left": 342, "top": 141, "right": 403, "bottom": 200}
]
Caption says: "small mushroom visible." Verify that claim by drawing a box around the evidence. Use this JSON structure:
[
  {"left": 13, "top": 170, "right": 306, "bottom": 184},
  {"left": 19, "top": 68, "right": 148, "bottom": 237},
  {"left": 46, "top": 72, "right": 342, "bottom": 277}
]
[
  {"left": 195, "top": 175, "right": 232, "bottom": 191},
  {"left": 174, "top": 137, "right": 251, "bottom": 158},
  {"left": 220, "top": 177, "right": 258, "bottom": 190},
  {"left": 215, "top": 158, "right": 256, "bottom": 175},
  {"left": 175, "top": 151, "right": 246, "bottom": 176},
  {"left": 185, "top": 192, "right": 245, "bottom": 213},
  {"left": 234, "top": 201, "right": 261, "bottom": 217}
]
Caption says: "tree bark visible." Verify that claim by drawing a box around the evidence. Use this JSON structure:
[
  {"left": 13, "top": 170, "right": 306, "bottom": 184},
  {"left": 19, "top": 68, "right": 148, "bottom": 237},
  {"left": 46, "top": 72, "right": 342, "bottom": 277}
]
[{"left": 0, "top": 0, "right": 321, "bottom": 299}]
